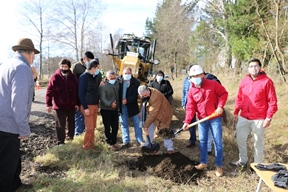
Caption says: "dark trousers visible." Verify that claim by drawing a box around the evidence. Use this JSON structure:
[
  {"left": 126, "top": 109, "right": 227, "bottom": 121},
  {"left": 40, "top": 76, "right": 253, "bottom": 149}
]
[
  {"left": 0, "top": 131, "right": 21, "bottom": 192},
  {"left": 100, "top": 109, "right": 119, "bottom": 145},
  {"left": 54, "top": 109, "right": 75, "bottom": 145},
  {"left": 188, "top": 114, "right": 197, "bottom": 144}
]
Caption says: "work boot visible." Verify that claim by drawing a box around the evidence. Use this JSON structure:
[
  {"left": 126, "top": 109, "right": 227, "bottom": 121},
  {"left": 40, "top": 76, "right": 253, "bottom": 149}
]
[
  {"left": 195, "top": 163, "right": 207, "bottom": 170},
  {"left": 216, "top": 166, "right": 223, "bottom": 177}
]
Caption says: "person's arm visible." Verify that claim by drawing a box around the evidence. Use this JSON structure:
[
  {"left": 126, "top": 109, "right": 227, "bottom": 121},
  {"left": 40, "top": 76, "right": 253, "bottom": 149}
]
[
  {"left": 78, "top": 74, "right": 89, "bottom": 109},
  {"left": 182, "top": 78, "right": 188, "bottom": 108},
  {"left": 163, "top": 80, "right": 174, "bottom": 97},
  {"left": 12, "top": 65, "right": 33, "bottom": 137},
  {"left": 266, "top": 79, "right": 278, "bottom": 119}
]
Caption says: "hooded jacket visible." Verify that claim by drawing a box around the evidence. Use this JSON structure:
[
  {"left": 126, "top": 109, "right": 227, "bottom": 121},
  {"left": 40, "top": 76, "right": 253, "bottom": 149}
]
[
  {"left": 234, "top": 71, "right": 278, "bottom": 120},
  {"left": 46, "top": 69, "right": 79, "bottom": 110},
  {"left": 184, "top": 79, "right": 228, "bottom": 123}
]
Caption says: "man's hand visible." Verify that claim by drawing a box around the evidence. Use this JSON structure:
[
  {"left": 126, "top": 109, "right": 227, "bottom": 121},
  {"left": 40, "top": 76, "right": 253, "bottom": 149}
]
[
  {"left": 46, "top": 106, "right": 52, "bottom": 113},
  {"left": 263, "top": 118, "right": 271, "bottom": 128},
  {"left": 18, "top": 136, "right": 29, "bottom": 140},
  {"left": 99, "top": 80, "right": 105, "bottom": 86},
  {"left": 122, "top": 99, "right": 127, "bottom": 105},
  {"left": 143, "top": 127, "right": 149, "bottom": 134},
  {"left": 111, "top": 101, "right": 117, "bottom": 108},
  {"left": 234, "top": 115, "right": 238, "bottom": 122},
  {"left": 214, "top": 107, "right": 223, "bottom": 115},
  {"left": 182, "top": 123, "right": 189, "bottom": 131},
  {"left": 84, "top": 109, "right": 90, "bottom": 116}
]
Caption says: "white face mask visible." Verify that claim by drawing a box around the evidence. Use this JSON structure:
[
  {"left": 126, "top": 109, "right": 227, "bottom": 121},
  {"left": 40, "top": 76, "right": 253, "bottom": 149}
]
[
  {"left": 191, "top": 77, "right": 202, "bottom": 85},
  {"left": 109, "top": 79, "right": 116, "bottom": 84},
  {"left": 123, "top": 74, "right": 131, "bottom": 81},
  {"left": 156, "top": 75, "right": 163, "bottom": 82}
]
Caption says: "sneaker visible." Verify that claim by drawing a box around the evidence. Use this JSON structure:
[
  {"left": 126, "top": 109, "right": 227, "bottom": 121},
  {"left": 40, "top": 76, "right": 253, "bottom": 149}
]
[
  {"left": 186, "top": 143, "right": 196, "bottom": 148},
  {"left": 229, "top": 161, "right": 247, "bottom": 168},
  {"left": 216, "top": 166, "right": 223, "bottom": 177},
  {"left": 121, "top": 142, "right": 131, "bottom": 149},
  {"left": 195, "top": 163, "right": 207, "bottom": 170}
]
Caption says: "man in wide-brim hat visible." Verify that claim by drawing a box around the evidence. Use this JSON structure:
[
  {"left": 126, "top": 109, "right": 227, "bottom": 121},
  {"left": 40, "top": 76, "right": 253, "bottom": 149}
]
[{"left": 0, "top": 38, "right": 40, "bottom": 191}]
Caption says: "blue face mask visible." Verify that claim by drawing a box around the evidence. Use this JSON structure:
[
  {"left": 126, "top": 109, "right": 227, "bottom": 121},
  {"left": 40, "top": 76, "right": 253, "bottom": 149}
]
[
  {"left": 156, "top": 75, "right": 163, "bottom": 82},
  {"left": 94, "top": 69, "right": 100, "bottom": 76},
  {"left": 191, "top": 77, "right": 202, "bottom": 85},
  {"left": 123, "top": 74, "right": 131, "bottom": 81},
  {"left": 109, "top": 79, "right": 116, "bottom": 85}
]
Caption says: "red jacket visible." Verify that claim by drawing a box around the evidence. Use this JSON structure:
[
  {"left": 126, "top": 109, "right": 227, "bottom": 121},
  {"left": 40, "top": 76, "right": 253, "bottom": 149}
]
[
  {"left": 234, "top": 71, "right": 278, "bottom": 120},
  {"left": 184, "top": 79, "right": 228, "bottom": 123},
  {"left": 46, "top": 69, "right": 79, "bottom": 110}
]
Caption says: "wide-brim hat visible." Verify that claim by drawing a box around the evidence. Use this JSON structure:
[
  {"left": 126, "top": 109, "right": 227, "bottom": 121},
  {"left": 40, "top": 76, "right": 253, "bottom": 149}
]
[{"left": 12, "top": 38, "right": 40, "bottom": 54}]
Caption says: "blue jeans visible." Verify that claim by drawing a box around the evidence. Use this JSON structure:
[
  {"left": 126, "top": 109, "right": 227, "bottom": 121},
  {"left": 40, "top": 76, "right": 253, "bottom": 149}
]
[
  {"left": 198, "top": 117, "right": 223, "bottom": 167},
  {"left": 208, "top": 129, "right": 213, "bottom": 152},
  {"left": 188, "top": 115, "right": 197, "bottom": 144},
  {"left": 74, "top": 110, "right": 85, "bottom": 136},
  {"left": 119, "top": 105, "right": 143, "bottom": 144}
]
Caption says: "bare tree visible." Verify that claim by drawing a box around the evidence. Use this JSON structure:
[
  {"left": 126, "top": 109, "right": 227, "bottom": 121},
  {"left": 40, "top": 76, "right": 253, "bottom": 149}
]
[
  {"left": 19, "top": 0, "right": 52, "bottom": 79},
  {"left": 49, "top": 0, "right": 104, "bottom": 61},
  {"left": 154, "top": 0, "right": 195, "bottom": 78}
]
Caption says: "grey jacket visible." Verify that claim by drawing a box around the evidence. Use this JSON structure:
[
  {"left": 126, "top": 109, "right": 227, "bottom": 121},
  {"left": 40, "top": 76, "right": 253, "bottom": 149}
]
[
  {"left": 99, "top": 81, "right": 120, "bottom": 111},
  {"left": 0, "top": 53, "right": 34, "bottom": 137}
]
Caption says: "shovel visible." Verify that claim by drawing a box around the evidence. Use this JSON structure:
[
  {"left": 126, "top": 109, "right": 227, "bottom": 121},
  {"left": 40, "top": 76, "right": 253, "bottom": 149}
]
[
  {"left": 174, "top": 112, "right": 219, "bottom": 137},
  {"left": 141, "top": 132, "right": 160, "bottom": 153}
]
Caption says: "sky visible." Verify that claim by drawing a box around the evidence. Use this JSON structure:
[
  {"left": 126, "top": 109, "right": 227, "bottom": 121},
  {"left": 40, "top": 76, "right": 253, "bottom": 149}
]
[{"left": 0, "top": 0, "right": 160, "bottom": 63}]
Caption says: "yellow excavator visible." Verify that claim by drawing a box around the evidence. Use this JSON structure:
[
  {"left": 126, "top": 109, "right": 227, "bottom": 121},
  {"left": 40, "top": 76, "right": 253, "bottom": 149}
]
[{"left": 103, "top": 33, "right": 159, "bottom": 84}]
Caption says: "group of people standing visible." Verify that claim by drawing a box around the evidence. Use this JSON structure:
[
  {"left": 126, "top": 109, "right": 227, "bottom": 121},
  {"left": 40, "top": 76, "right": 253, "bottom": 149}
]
[
  {"left": 181, "top": 61, "right": 277, "bottom": 177},
  {"left": 0, "top": 37, "right": 279, "bottom": 191}
]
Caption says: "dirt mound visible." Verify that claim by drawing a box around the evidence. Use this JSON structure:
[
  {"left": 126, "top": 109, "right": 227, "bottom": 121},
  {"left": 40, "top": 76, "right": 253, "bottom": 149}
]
[{"left": 126, "top": 152, "right": 204, "bottom": 184}]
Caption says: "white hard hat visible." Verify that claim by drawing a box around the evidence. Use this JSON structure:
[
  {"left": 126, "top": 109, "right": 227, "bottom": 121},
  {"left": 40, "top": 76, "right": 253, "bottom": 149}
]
[{"left": 189, "top": 65, "right": 204, "bottom": 76}]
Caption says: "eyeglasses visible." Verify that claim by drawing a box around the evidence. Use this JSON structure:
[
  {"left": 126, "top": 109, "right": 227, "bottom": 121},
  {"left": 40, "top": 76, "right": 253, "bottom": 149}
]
[{"left": 249, "top": 65, "right": 260, "bottom": 68}]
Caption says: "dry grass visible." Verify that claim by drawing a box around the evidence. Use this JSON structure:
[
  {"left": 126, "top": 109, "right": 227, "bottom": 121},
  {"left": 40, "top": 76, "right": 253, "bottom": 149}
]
[{"left": 32, "top": 71, "right": 287, "bottom": 192}]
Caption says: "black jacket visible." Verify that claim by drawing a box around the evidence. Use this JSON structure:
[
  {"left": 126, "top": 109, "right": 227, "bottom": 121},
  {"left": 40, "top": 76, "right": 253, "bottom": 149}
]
[
  {"left": 149, "top": 80, "right": 173, "bottom": 99},
  {"left": 118, "top": 76, "right": 140, "bottom": 117}
]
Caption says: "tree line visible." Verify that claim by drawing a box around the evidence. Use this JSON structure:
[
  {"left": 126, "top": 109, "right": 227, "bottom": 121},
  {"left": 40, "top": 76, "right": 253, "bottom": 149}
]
[{"left": 19, "top": 0, "right": 288, "bottom": 81}]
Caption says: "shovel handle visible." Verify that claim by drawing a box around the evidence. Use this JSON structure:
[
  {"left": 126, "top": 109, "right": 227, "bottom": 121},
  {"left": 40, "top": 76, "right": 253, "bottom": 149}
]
[{"left": 175, "top": 112, "right": 219, "bottom": 136}]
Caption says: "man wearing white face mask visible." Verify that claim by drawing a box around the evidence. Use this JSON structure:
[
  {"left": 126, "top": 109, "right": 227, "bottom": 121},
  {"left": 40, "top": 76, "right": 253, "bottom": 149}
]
[
  {"left": 118, "top": 67, "right": 144, "bottom": 148},
  {"left": 99, "top": 70, "right": 121, "bottom": 151},
  {"left": 78, "top": 59, "right": 102, "bottom": 150},
  {"left": 149, "top": 70, "right": 174, "bottom": 106},
  {"left": 74, "top": 51, "right": 95, "bottom": 136},
  {"left": 182, "top": 65, "right": 228, "bottom": 177}
]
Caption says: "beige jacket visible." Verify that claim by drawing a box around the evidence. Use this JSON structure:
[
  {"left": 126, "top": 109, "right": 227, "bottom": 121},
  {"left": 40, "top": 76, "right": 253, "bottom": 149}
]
[{"left": 143, "top": 88, "right": 173, "bottom": 129}]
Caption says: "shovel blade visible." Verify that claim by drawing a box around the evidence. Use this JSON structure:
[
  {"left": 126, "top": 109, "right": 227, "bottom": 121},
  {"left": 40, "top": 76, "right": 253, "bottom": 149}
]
[{"left": 141, "top": 143, "right": 160, "bottom": 153}]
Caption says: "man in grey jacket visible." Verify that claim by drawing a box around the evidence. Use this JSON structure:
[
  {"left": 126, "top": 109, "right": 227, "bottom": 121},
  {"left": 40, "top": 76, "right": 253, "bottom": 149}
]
[
  {"left": 99, "top": 70, "right": 121, "bottom": 150},
  {"left": 0, "top": 38, "right": 40, "bottom": 191}
]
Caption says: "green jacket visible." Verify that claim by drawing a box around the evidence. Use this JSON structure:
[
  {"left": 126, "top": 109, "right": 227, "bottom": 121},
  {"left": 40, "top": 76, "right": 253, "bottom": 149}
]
[{"left": 99, "top": 81, "right": 120, "bottom": 110}]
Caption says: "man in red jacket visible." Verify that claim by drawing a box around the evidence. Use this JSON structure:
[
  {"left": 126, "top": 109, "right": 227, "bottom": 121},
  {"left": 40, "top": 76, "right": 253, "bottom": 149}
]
[
  {"left": 182, "top": 65, "right": 228, "bottom": 177},
  {"left": 46, "top": 59, "right": 79, "bottom": 145},
  {"left": 230, "top": 58, "right": 278, "bottom": 168}
]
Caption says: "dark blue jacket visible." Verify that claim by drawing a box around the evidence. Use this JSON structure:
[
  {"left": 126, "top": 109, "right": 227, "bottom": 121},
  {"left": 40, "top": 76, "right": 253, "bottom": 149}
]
[{"left": 78, "top": 71, "right": 102, "bottom": 109}]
